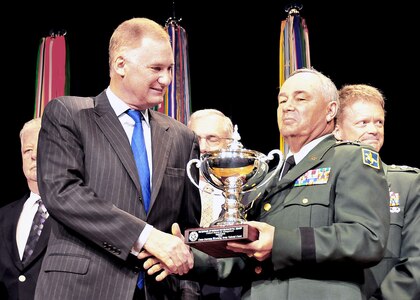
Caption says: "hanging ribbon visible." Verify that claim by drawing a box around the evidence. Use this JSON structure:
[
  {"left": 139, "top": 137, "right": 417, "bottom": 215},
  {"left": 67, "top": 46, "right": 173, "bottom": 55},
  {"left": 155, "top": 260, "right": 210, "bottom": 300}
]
[
  {"left": 159, "top": 18, "right": 191, "bottom": 125},
  {"left": 34, "top": 32, "right": 70, "bottom": 118},
  {"left": 279, "top": 5, "right": 311, "bottom": 154}
]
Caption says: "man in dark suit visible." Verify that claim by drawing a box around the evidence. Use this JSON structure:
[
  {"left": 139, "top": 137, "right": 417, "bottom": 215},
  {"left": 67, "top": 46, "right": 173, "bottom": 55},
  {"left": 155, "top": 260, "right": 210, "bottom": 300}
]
[
  {"left": 334, "top": 84, "right": 420, "bottom": 300},
  {"left": 34, "top": 18, "right": 201, "bottom": 300},
  {"left": 0, "top": 118, "right": 51, "bottom": 300},
  {"left": 162, "top": 68, "right": 390, "bottom": 300}
]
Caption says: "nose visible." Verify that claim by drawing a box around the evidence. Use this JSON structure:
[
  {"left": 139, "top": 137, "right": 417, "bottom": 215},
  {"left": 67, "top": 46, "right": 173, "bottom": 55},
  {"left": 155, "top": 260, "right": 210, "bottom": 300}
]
[
  {"left": 158, "top": 71, "right": 172, "bottom": 86},
  {"left": 198, "top": 139, "right": 209, "bottom": 153},
  {"left": 366, "top": 122, "right": 379, "bottom": 133},
  {"left": 282, "top": 99, "right": 295, "bottom": 111}
]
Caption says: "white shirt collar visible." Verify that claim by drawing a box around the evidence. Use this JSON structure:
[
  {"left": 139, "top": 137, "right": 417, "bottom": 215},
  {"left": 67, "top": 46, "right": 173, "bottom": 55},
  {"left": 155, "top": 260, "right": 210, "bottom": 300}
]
[
  {"left": 106, "top": 87, "right": 150, "bottom": 125},
  {"left": 286, "top": 134, "right": 332, "bottom": 164}
]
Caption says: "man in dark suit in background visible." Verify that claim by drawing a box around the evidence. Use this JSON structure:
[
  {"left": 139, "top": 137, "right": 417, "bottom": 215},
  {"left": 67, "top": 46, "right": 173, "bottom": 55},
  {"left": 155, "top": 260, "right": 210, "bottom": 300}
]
[
  {"left": 34, "top": 17, "right": 201, "bottom": 300},
  {"left": 0, "top": 118, "right": 51, "bottom": 299}
]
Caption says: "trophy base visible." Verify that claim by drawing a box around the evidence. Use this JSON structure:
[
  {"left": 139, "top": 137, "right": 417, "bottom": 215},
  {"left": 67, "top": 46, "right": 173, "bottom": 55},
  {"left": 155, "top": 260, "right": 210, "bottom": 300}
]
[{"left": 184, "top": 224, "right": 259, "bottom": 258}]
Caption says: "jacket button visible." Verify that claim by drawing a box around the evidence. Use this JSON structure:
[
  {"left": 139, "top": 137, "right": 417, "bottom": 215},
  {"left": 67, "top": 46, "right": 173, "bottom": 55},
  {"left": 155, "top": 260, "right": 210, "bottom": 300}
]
[
  {"left": 254, "top": 266, "right": 262, "bottom": 274},
  {"left": 19, "top": 275, "right": 26, "bottom": 282},
  {"left": 302, "top": 198, "right": 309, "bottom": 204},
  {"left": 263, "top": 203, "right": 271, "bottom": 211}
]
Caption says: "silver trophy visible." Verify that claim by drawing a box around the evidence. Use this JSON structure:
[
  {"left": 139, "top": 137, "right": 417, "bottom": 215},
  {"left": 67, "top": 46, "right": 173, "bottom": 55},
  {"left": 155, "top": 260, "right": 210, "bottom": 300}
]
[{"left": 185, "top": 125, "right": 283, "bottom": 257}]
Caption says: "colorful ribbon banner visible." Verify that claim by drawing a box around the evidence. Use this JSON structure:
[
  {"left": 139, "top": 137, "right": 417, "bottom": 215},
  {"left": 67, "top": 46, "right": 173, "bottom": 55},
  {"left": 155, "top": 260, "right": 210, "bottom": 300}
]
[
  {"left": 34, "top": 34, "right": 70, "bottom": 118},
  {"left": 160, "top": 19, "right": 191, "bottom": 125},
  {"left": 279, "top": 7, "right": 311, "bottom": 154}
]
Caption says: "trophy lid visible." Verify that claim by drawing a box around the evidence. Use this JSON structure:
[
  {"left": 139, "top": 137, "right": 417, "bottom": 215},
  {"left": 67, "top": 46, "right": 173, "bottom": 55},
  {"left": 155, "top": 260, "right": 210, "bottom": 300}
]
[{"left": 226, "top": 125, "right": 243, "bottom": 151}]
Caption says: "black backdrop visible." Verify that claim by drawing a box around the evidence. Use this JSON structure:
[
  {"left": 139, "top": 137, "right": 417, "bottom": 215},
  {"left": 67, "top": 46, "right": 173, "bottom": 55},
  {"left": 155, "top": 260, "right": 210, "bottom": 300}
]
[{"left": 4, "top": 1, "right": 418, "bottom": 207}]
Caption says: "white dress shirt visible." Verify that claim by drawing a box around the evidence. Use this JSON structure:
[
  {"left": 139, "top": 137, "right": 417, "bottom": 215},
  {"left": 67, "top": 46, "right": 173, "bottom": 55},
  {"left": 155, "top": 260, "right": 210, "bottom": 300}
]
[{"left": 16, "top": 192, "right": 42, "bottom": 260}]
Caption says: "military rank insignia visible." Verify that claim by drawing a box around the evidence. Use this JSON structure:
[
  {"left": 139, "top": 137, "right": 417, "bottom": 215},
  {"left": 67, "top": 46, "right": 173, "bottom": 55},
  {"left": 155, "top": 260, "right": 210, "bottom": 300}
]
[
  {"left": 362, "top": 148, "right": 380, "bottom": 169},
  {"left": 294, "top": 167, "right": 331, "bottom": 186},
  {"left": 389, "top": 191, "right": 401, "bottom": 213}
]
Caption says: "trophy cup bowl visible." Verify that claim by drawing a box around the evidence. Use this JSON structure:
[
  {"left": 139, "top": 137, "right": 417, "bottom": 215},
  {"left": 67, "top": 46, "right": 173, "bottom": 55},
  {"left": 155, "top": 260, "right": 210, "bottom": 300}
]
[{"left": 185, "top": 126, "right": 283, "bottom": 257}]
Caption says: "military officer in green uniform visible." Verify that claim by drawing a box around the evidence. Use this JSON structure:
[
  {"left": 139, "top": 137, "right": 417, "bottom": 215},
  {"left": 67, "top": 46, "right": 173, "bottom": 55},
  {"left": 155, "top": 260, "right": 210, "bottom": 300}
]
[
  {"left": 147, "top": 68, "right": 391, "bottom": 300},
  {"left": 334, "top": 84, "right": 420, "bottom": 300}
]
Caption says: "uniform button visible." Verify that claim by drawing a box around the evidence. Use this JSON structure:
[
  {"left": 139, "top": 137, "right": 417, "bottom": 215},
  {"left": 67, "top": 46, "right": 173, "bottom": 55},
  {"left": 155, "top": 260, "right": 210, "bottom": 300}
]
[
  {"left": 263, "top": 203, "right": 271, "bottom": 211},
  {"left": 254, "top": 266, "right": 262, "bottom": 274},
  {"left": 19, "top": 275, "right": 26, "bottom": 282},
  {"left": 302, "top": 198, "right": 309, "bottom": 204}
]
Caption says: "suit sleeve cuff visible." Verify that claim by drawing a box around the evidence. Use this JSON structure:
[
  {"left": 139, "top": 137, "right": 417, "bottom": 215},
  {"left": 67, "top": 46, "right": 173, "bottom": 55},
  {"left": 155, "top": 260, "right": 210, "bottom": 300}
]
[{"left": 131, "top": 224, "right": 154, "bottom": 255}]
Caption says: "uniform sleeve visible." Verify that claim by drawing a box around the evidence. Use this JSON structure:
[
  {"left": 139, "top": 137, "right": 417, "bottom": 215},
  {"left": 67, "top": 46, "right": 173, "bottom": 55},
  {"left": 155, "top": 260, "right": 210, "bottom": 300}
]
[{"left": 374, "top": 168, "right": 420, "bottom": 300}]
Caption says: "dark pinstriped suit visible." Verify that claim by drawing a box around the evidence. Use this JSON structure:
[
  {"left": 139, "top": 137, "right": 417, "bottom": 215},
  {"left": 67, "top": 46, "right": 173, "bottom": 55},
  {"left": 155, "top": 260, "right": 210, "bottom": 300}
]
[
  {"left": 0, "top": 194, "right": 51, "bottom": 300},
  {"left": 34, "top": 91, "right": 201, "bottom": 300}
]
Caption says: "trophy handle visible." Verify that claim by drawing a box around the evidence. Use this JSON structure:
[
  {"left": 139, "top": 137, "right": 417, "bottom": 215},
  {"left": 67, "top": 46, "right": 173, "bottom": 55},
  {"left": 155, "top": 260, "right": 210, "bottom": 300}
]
[
  {"left": 256, "top": 149, "right": 284, "bottom": 189},
  {"left": 186, "top": 158, "right": 201, "bottom": 189}
]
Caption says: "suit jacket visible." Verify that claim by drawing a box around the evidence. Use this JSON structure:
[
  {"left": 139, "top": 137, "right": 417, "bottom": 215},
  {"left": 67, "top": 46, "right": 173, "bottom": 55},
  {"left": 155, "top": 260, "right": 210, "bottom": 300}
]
[
  {"left": 364, "top": 164, "right": 420, "bottom": 300},
  {"left": 34, "top": 91, "right": 201, "bottom": 300},
  {"left": 190, "top": 135, "right": 390, "bottom": 300},
  {"left": 0, "top": 194, "right": 51, "bottom": 300}
]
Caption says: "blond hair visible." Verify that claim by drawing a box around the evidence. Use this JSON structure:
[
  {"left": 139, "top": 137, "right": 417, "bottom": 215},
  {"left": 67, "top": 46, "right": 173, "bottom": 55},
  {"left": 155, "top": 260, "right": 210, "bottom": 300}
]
[
  {"left": 108, "top": 17, "right": 170, "bottom": 70},
  {"left": 336, "top": 84, "right": 386, "bottom": 125}
]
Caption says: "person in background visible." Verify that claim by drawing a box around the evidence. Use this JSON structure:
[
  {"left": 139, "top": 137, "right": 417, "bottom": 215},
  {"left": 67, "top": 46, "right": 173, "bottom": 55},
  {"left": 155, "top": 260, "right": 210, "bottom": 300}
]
[
  {"left": 0, "top": 118, "right": 51, "bottom": 300},
  {"left": 187, "top": 109, "right": 234, "bottom": 227},
  {"left": 334, "top": 83, "right": 420, "bottom": 300},
  {"left": 34, "top": 17, "right": 200, "bottom": 300},
  {"left": 154, "top": 67, "right": 390, "bottom": 300},
  {"left": 187, "top": 108, "right": 242, "bottom": 299}
]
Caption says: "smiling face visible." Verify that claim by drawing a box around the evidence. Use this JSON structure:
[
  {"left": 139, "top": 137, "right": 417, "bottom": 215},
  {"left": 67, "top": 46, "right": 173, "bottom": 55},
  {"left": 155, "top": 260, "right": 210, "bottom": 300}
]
[
  {"left": 108, "top": 18, "right": 175, "bottom": 110},
  {"left": 334, "top": 84, "right": 386, "bottom": 152},
  {"left": 335, "top": 100, "right": 385, "bottom": 152},
  {"left": 113, "top": 37, "right": 174, "bottom": 110}
]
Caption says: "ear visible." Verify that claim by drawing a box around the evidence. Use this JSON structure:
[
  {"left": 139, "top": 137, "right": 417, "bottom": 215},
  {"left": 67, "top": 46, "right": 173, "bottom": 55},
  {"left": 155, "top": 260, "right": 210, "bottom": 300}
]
[
  {"left": 113, "top": 56, "right": 127, "bottom": 76},
  {"left": 326, "top": 101, "right": 338, "bottom": 123},
  {"left": 333, "top": 124, "right": 342, "bottom": 140}
]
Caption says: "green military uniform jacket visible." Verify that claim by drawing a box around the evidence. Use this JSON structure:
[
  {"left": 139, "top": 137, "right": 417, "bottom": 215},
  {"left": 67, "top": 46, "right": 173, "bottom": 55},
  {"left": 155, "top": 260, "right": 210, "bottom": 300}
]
[
  {"left": 190, "top": 135, "right": 390, "bottom": 300},
  {"left": 364, "top": 163, "right": 420, "bottom": 300}
]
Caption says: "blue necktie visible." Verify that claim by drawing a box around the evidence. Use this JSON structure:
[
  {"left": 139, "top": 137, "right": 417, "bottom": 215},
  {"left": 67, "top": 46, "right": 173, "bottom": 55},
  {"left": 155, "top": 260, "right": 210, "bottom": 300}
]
[
  {"left": 127, "top": 109, "right": 151, "bottom": 213},
  {"left": 127, "top": 110, "right": 151, "bottom": 289}
]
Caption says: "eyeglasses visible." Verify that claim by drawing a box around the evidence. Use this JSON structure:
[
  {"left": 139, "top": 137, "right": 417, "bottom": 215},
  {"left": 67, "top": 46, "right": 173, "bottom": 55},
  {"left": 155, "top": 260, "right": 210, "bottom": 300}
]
[{"left": 197, "top": 135, "right": 233, "bottom": 146}]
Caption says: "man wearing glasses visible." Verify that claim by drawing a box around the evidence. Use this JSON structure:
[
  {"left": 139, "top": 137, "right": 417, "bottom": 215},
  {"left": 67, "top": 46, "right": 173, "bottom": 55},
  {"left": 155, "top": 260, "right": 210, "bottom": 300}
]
[{"left": 187, "top": 108, "right": 241, "bottom": 299}]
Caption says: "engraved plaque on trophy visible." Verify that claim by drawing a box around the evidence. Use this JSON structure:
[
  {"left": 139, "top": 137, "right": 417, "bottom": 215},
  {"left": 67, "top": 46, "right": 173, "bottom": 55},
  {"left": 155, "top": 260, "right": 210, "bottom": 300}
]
[{"left": 185, "top": 125, "right": 283, "bottom": 257}]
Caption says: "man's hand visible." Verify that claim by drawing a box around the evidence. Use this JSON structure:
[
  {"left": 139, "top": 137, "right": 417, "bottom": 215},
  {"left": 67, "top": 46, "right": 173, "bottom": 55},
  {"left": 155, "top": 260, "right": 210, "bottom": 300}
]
[
  {"left": 226, "top": 221, "right": 274, "bottom": 261},
  {"left": 140, "top": 223, "right": 193, "bottom": 277}
]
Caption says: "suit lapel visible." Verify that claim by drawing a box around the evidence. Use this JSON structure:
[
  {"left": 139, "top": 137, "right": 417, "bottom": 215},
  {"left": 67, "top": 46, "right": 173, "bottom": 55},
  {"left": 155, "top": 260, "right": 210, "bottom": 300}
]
[
  {"left": 149, "top": 110, "right": 171, "bottom": 211},
  {"left": 93, "top": 92, "right": 141, "bottom": 193},
  {"left": 6, "top": 197, "right": 26, "bottom": 269}
]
